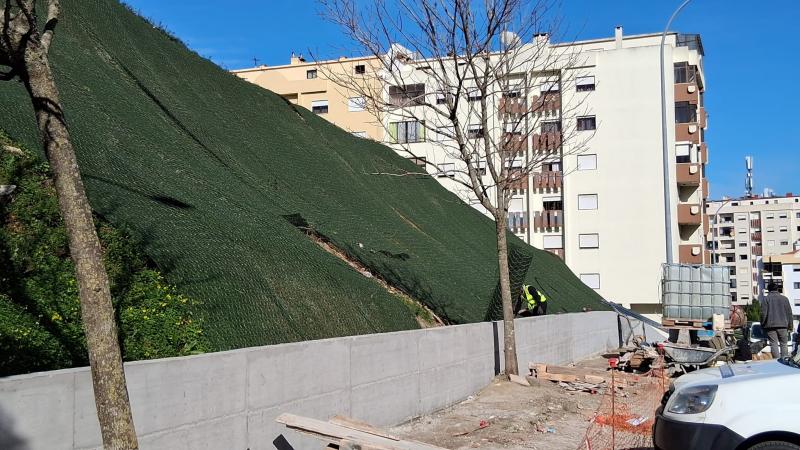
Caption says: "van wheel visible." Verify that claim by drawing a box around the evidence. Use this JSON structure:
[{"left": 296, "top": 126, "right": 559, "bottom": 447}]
[{"left": 748, "top": 441, "right": 800, "bottom": 450}]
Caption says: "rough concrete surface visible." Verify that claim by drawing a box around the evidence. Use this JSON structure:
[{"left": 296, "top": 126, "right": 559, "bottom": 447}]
[{"left": 0, "top": 312, "right": 620, "bottom": 450}]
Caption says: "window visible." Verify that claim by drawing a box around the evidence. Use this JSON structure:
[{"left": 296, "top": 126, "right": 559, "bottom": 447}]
[
  {"left": 543, "top": 235, "right": 563, "bottom": 249},
  {"left": 435, "top": 92, "right": 448, "bottom": 105},
  {"left": 348, "top": 97, "right": 365, "bottom": 112},
  {"left": 766, "top": 214, "right": 774, "bottom": 219},
  {"left": 578, "top": 194, "right": 598, "bottom": 210},
  {"left": 737, "top": 215, "right": 747, "bottom": 221},
  {"left": 467, "top": 124, "right": 484, "bottom": 139},
  {"left": 794, "top": 266, "right": 800, "bottom": 272},
  {"left": 354, "top": 64, "right": 366, "bottom": 75},
  {"left": 437, "top": 162, "right": 455, "bottom": 178},
  {"left": 389, "top": 83, "right": 426, "bottom": 106},
  {"left": 577, "top": 116, "right": 596, "bottom": 131},
  {"left": 739, "top": 254, "right": 748, "bottom": 260},
  {"left": 434, "top": 126, "right": 454, "bottom": 142},
  {"left": 504, "top": 121, "right": 522, "bottom": 135},
  {"left": 767, "top": 240, "right": 775, "bottom": 246},
  {"left": 476, "top": 159, "right": 487, "bottom": 176},
  {"left": 306, "top": 69, "right": 317, "bottom": 79},
  {"left": 795, "top": 300, "right": 800, "bottom": 307},
  {"left": 796, "top": 212, "right": 800, "bottom": 218},
  {"left": 541, "top": 120, "right": 562, "bottom": 133},
  {"left": 738, "top": 242, "right": 747, "bottom": 247},
  {"left": 676, "top": 143, "right": 691, "bottom": 163},
  {"left": 781, "top": 240, "right": 790, "bottom": 246},
  {"left": 737, "top": 228, "right": 746, "bottom": 234},
  {"left": 577, "top": 154, "right": 597, "bottom": 171},
  {"left": 543, "top": 197, "right": 562, "bottom": 211},
  {"left": 540, "top": 81, "right": 560, "bottom": 93},
  {"left": 780, "top": 226, "right": 788, "bottom": 232},
  {"left": 779, "top": 213, "right": 788, "bottom": 219},
  {"left": 767, "top": 227, "right": 775, "bottom": 232},
  {"left": 795, "top": 282, "right": 800, "bottom": 289},
  {"left": 675, "top": 101, "right": 697, "bottom": 124},
  {"left": 673, "top": 62, "right": 696, "bottom": 84},
  {"left": 351, "top": 131, "right": 367, "bottom": 138},
  {"left": 467, "top": 89, "right": 483, "bottom": 102},
  {"left": 580, "top": 273, "right": 601, "bottom": 289},
  {"left": 388, "top": 120, "right": 426, "bottom": 143},
  {"left": 579, "top": 233, "right": 600, "bottom": 249},
  {"left": 576, "top": 76, "right": 595, "bottom": 92},
  {"left": 409, "top": 156, "right": 426, "bottom": 168},
  {"left": 310, "top": 99, "right": 328, "bottom": 114}
]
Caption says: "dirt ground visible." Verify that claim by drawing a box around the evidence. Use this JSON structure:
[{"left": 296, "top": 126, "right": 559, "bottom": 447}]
[{"left": 391, "top": 358, "right": 659, "bottom": 450}]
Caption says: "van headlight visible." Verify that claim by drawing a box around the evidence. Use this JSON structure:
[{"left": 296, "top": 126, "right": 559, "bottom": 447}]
[{"left": 667, "top": 385, "right": 718, "bottom": 414}]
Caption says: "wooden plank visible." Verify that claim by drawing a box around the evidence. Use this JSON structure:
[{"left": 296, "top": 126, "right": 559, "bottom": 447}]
[
  {"left": 509, "top": 374, "right": 531, "bottom": 386},
  {"left": 329, "top": 415, "right": 400, "bottom": 441},
  {"left": 536, "top": 372, "right": 577, "bottom": 383},
  {"left": 276, "top": 414, "right": 446, "bottom": 450}
]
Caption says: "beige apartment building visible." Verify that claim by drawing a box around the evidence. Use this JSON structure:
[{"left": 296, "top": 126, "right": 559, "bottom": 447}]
[
  {"left": 707, "top": 195, "right": 800, "bottom": 305},
  {"left": 233, "top": 28, "right": 710, "bottom": 316},
  {"left": 232, "top": 54, "right": 383, "bottom": 140}
]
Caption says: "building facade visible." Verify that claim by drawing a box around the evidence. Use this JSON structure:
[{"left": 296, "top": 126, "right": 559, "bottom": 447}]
[
  {"left": 707, "top": 195, "right": 800, "bottom": 305},
  {"left": 232, "top": 54, "right": 384, "bottom": 140},
  {"left": 775, "top": 250, "right": 800, "bottom": 316},
  {"left": 233, "top": 28, "right": 710, "bottom": 316}
]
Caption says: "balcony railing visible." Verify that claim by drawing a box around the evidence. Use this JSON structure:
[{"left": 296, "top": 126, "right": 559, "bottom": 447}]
[
  {"left": 498, "top": 97, "right": 527, "bottom": 115},
  {"left": 752, "top": 246, "right": 763, "bottom": 256},
  {"left": 502, "top": 133, "right": 528, "bottom": 152},
  {"left": 675, "top": 123, "right": 700, "bottom": 144},
  {"left": 750, "top": 219, "right": 761, "bottom": 229},
  {"left": 532, "top": 132, "right": 561, "bottom": 154},
  {"left": 674, "top": 83, "right": 699, "bottom": 104},
  {"left": 679, "top": 244, "right": 703, "bottom": 264},
  {"left": 533, "top": 210, "right": 563, "bottom": 230},
  {"left": 699, "top": 143, "right": 708, "bottom": 164},
  {"left": 678, "top": 203, "right": 702, "bottom": 226},
  {"left": 507, "top": 175, "right": 529, "bottom": 192},
  {"left": 676, "top": 163, "right": 701, "bottom": 185},
  {"left": 530, "top": 92, "right": 560, "bottom": 114},
  {"left": 532, "top": 171, "right": 562, "bottom": 190},
  {"left": 507, "top": 211, "right": 528, "bottom": 234},
  {"left": 699, "top": 107, "right": 707, "bottom": 129},
  {"left": 752, "top": 232, "right": 762, "bottom": 241}
]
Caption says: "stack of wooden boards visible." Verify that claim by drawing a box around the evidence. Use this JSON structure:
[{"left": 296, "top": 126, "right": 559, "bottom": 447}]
[
  {"left": 529, "top": 362, "right": 644, "bottom": 393},
  {"left": 276, "top": 414, "right": 447, "bottom": 450}
]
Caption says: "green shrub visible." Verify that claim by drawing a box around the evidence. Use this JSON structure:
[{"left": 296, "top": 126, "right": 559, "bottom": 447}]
[{"left": 0, "top": 133, "right": 210, "bottom": 375}]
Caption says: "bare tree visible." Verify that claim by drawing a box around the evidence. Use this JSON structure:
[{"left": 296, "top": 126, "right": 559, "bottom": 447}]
[
  {"left": 1, "top": 1, "right": 138, "bottom": 447},
  {"left": 319, "top": 0, "right": 593, "bottom": 375}
]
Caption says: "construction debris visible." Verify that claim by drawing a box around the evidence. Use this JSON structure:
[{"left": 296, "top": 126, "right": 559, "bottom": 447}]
[
  {"left": 276, "top": 413, "right": 447, "bottom": 450},
  {"left": 509, "top": 373, "right": 531, "bottom": 386}
]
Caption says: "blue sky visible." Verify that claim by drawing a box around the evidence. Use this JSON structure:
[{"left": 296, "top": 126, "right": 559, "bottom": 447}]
[{"left": 124, "top": 0, "right": 798, "bottom": 199}]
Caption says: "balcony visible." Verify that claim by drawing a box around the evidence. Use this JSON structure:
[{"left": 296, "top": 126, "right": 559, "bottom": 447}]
[
  {"left": 546, "top": 248, "right": 565, "bottom": 260},
  {"left": 498, "top": 97, "right": 527, "bottom": 115},
  {"left": 502, "top": 133, "right": 528, "bottom": 152},
  {"left": 507, "top": 211, "right": 528, "bottom": 234},
  {"left": 703, "top": 214, "right": 710, "bottom": 234},
  {"left": 752, "top": 232, "right": 762, "bottom": 242},
  {"left": 752, "top": 246, "right": 763, "bottom": 256},
  {"left": 532, "top": 132, "right": 561, "bottom": 154},
  {"left": 750, "top": 219, "right": 761, "bottom": 229},
  {"left": 674, "top": 83, "right": 699, "bottom": 104},
  {"left": 533, "top": 210, "right": 563, "bottom": 230},
  {"left": 679, "top": 244, "right": 704, "bottom": 264},
  {"left": 678, "top": 203, "right": 702, "bottom": 226},
  {"left": 676, "top": 163, "right": 701, "bottom": 185},
  {"left": 699, "top": 143, "right": 708, "bottom": 164},
  {"left": 530, "top": 92, "right": 560, "bottom": 115},
  {"left": 507, "top": 174, "right": 529, "bottom": 192},
  {"left": 675, "top": 123, "right": 700, "bottom": 144},
  {"left": 702, "top": 180, "right": 709, "bottom": 199},
  {"left": 532, "top": 171, "right": 562, "bottom": 190}
]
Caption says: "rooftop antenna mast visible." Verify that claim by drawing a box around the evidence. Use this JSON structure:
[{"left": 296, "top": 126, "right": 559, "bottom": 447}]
[{"left": 745, "top": 156, "right": 753, "bottom": 198}]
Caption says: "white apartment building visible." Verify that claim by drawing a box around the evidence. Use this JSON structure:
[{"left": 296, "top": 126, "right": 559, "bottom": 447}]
[
  {"left": 707, "top": 195, "right": 800, "bottom": 305},
  {"left": 380, "top": 28, "right": 710, "bottom": 316},
  {"left": 775, "top": 250, "right": 800, "bottom": 316}
]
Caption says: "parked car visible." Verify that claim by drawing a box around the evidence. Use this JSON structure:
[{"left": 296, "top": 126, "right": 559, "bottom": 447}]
[
  {"left": 748, "top": 321, "right": 799, "bottom": 357},
  {"left": 653, "top": 354, "right": 800, "bottom": 449}
]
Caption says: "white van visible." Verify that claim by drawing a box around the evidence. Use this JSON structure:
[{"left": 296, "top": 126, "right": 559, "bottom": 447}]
[{"left": 653, "top": 355, "right": 800, "bottom": 449}]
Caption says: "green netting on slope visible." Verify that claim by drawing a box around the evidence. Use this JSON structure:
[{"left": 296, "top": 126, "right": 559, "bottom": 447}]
[{"left": 0, "top": 0, "right": 608, "bottom": 350}]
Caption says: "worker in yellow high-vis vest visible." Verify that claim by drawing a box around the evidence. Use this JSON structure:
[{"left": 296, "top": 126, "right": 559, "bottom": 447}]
[{"left": 521, "top": 284, "right": 548, "bottom": 316}]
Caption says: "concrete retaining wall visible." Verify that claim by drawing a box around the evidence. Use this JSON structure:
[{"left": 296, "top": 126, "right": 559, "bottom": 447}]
[{"left": 0, "top": 311, "right": 619, "bottom": 450}]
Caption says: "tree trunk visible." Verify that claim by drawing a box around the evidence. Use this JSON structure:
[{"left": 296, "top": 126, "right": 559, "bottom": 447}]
[
  {"left": 494, "top": 212, "right": 519, "bottom": 377},
  {"left": 22, "top": 45, "right": 139, "bottom": 449}
]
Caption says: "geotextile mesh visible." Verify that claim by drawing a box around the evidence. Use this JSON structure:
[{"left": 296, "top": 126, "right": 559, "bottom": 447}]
[{"left": 0, "top": 0, "right": 608, "bottom": 350}]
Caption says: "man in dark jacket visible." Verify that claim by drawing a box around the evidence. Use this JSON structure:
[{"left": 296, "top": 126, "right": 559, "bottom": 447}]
[{"left": 760, "top": 282, "right": 794, "bottom": 359}]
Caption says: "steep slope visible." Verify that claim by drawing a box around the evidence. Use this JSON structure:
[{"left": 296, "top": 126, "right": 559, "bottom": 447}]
[{"left": 0, "top": 0, "right": 608, "bottom": 351}]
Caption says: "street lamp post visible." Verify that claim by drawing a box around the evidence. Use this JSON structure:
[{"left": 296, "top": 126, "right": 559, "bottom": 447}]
[{"left": 660, "top": 0, "right": 694, "bottom": 265}]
